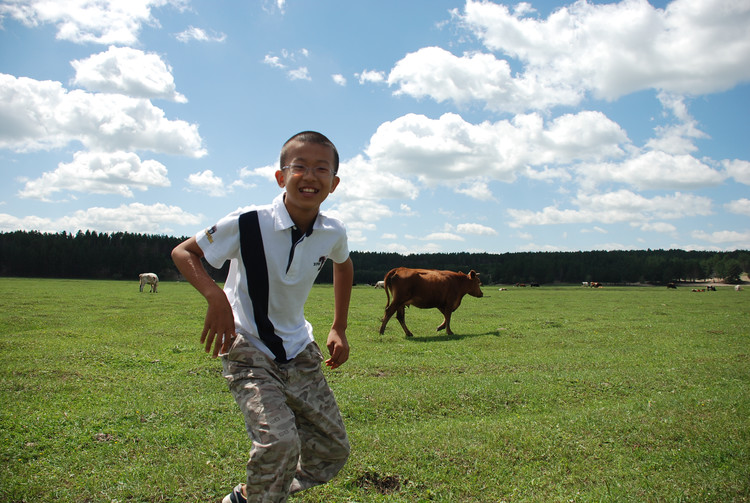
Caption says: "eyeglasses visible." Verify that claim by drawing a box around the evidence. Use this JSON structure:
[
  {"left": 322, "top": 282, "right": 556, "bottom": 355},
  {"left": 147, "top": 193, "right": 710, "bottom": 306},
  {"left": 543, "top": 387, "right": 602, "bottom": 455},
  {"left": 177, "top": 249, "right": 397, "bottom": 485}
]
[{"left": 282, "top": 164, "right": 334, "bottom": 178}]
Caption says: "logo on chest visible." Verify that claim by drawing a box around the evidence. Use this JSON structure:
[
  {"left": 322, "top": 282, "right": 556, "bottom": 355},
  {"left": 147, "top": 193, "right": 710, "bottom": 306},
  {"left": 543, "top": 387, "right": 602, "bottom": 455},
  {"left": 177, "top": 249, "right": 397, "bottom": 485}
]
[{"left": 314, "top": 255, "right": 328, "bottom": 271}]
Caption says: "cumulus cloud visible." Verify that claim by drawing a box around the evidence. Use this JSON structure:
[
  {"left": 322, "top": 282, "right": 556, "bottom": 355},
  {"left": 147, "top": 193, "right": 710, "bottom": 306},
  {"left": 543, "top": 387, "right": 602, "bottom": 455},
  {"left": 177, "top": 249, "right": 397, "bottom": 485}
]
[
  {"left": 456, "top": 223, "right": 498, "bottom": 236},
  {"left": 579, "top": 151, "right": 725, "bottom": 190},
  {"left": 388, "top": 46, "right": 582, "bottom": 113},
  {"left": 332, "top": 74, "right": 347, "bottom": 86},
  {"left": 0, "top": 0, "right": 188, "bottom": 46},
  {"left": 187, "top": 170, "right": 225, "bottom": 197},
  {"left": 18, "top": 150, "right": 170, "bottom": 201},
  {"left": 723, "top": 159, "right": 750, "bottom": 185},
  {"left": 71, "top": 46, "right": 187, "bottom": 102},
  {"left": 453, "top": 0, "right": 750, "bottom": 109},
  {"left": 0, "top": 202, "right": 201, "bottom": 234},
  {"left": 0, "top": 73, "right": 205, "bottom": 156},
  {"left": 508, "top": 190, "right": 713, "bottom": 228},
  {"left": 356, "top": 70, "right": 386, "bottom": 84},
  {"left": 725, "top": 198, "right": 750, "bottom": 216},
  {"left": 691, "top": 229, "right": 750, "bottom": 246},
  {"left": 364, "top": 111, "right": 627, "bottom": 184}
]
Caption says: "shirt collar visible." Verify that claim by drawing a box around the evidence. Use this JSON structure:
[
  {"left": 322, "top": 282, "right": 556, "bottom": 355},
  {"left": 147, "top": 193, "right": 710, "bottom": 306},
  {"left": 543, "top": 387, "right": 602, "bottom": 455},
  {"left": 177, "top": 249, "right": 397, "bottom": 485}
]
[{"left": 272, "top": 192, "right": 321, "bottom": 232}]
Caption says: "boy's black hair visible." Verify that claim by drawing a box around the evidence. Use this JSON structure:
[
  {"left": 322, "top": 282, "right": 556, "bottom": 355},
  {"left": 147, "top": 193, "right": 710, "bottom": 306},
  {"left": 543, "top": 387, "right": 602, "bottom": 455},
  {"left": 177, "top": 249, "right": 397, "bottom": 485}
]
[{"left": 280, "top": 131, "right": 340, "bottom": 175}]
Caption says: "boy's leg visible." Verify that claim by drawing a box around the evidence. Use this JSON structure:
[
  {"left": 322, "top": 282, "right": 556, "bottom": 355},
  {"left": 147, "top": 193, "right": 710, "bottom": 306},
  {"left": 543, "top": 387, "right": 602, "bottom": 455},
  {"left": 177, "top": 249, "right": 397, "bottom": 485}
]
[
  {"left": 223, "top": 338, "right": 301, "bottom": 502},
  {"left": 285, "top": 343, "right": 350, "bottom": 493}
]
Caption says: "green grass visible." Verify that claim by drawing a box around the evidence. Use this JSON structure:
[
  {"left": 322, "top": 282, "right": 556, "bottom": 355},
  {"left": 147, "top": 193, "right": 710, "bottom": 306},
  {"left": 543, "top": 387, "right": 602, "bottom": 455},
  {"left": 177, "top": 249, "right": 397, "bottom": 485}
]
[{"left": 1, "top": 278, "right": 748, "bottom": 502}]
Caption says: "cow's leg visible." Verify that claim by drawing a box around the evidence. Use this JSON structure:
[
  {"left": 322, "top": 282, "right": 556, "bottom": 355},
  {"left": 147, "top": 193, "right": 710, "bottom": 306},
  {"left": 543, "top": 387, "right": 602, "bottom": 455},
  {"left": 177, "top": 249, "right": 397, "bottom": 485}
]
[
  {"left": 379, "top": 304, "right": 398, "bottom": 334},
  {"left": 395, "top": 306, "right": 413, "bottom": 337},
  {"left": 436, "top": 310, "right": 453, "bottom": 335}
]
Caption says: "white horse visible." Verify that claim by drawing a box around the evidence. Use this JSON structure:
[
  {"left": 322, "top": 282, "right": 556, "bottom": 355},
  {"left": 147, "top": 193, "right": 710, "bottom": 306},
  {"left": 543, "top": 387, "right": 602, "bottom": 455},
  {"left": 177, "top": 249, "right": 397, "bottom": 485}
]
[{"left": 139, "top": 273, "right": 159, "bottom": 293}]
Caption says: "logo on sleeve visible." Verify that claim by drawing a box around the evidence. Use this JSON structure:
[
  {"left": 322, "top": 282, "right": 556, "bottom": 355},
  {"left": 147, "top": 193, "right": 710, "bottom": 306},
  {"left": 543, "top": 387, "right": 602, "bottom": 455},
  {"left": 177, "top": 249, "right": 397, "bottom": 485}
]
[{"left": 205, "top": 225, "right": 217, "bottom": 244}]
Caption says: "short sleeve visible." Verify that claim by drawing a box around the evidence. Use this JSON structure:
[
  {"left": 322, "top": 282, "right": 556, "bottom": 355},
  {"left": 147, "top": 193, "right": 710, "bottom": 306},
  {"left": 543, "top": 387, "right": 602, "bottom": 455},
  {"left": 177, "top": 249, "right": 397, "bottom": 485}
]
[
  {"left": 195, "top": 210, "right": 242, "bottom": 269},
  {"left": 328, "top": 227, "right": 349, "bottom": 264}
]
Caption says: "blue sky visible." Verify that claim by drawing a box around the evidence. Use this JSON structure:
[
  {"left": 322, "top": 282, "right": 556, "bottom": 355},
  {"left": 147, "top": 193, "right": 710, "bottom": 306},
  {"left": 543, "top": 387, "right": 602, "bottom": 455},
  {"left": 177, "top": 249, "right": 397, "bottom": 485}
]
[{"left": 1, "top": 0, "right": 749, "bottom": 254}]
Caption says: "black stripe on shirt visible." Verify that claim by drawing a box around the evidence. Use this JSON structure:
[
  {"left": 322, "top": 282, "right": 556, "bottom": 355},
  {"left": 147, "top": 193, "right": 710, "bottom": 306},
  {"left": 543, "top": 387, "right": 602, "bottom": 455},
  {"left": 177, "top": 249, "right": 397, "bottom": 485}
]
[{"left": 238, "top": 211, "right": 289, "bottom": 363}]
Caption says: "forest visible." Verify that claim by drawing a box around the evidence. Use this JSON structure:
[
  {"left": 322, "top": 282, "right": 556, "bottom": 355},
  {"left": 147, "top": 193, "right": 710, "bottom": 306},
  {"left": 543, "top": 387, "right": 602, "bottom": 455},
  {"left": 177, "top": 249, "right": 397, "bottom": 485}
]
[{"left": 1, "top": 230, "right": 748, "bottom": 285}]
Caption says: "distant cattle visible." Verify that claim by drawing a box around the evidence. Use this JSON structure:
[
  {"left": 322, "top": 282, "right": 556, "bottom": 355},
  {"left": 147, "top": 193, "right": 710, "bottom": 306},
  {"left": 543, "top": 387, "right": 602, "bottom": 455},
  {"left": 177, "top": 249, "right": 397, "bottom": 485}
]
[
  {"left": 736, "top": 285, "right": 743, "bottom": 292},
  {"left": 582, "top": 282, "right": 589, "bottom": 287},
  {"left": 374, "top": 280, "right": 385, "bottom": 289},
  {"left": 667, "top": 283, "right": 677, "bottom": 289},
  {"left": 707, "top": 285, "right": 716, "bottom": 291},
  {"left": 530, "top": 283, "right": 540, "bottom": 287},
  {"left": 379, "top": 267, "right": 483, "bottom": 337},
  {"left": 515, "top": 283, "right": 526, "bottom": 287},
  {"left": 590, "top": 282, "right": 602, "bottom": 288},
  {"left": 139, "top": 273, "right": 159, "bottom": 293}
]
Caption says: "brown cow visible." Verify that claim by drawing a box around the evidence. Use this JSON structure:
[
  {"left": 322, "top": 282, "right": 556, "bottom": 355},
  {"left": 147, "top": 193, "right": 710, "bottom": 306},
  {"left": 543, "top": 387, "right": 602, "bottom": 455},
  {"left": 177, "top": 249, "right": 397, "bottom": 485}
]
[{"left": 378, "top": 267, "right": 483, "bottom": 337}]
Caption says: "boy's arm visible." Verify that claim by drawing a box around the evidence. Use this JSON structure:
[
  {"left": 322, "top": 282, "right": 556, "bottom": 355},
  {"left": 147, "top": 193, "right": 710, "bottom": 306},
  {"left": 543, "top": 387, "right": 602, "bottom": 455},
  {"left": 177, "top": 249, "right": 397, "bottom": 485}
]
[
  {"left": 171, "top": 236, "right": 236, "bottom": 358},
  {"left": 325, "top": 257, "right": 353, "bottom": 369}
]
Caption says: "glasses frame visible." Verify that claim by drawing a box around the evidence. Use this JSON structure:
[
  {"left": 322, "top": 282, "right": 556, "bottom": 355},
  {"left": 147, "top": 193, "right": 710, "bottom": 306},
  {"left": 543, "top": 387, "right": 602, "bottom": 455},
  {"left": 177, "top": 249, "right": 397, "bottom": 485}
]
[{"left": 282, "top": 164, "right": 335, "bottom": 178}]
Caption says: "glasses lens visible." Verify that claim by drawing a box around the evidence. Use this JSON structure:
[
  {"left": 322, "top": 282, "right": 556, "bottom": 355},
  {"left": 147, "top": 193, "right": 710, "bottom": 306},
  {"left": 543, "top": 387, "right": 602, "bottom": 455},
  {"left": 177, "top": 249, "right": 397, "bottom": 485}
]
[{"left": 285, "top": 165, "right": 332, "bottom": 177}]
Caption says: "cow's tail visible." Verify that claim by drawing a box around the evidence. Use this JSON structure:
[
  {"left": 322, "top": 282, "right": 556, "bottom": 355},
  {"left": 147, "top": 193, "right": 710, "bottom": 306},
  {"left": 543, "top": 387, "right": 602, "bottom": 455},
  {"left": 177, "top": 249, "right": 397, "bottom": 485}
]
[{"left": 383, "top": 269, "right": 396, "bottom": 309}]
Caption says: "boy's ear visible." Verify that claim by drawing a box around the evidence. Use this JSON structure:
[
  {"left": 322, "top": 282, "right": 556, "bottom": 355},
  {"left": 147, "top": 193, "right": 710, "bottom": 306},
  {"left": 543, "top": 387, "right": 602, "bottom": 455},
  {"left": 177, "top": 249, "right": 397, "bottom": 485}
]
[
  {"left": 329, "top": 175, "right": 340, "bottom": 193},
  {"left": 275, "top": 170, "right": 286, "bottom": 188}
]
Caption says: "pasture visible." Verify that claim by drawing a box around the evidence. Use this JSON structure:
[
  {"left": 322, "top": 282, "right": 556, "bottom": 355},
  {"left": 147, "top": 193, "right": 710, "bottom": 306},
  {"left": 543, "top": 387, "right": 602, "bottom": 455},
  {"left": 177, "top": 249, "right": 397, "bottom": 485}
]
[{"left": 1, "top": 278, "right": 748, "bottom": 502}]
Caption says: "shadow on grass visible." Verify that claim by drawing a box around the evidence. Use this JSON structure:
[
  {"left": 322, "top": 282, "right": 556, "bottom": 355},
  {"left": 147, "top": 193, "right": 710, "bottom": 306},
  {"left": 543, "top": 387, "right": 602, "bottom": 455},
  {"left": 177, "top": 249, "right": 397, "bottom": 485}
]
[{"left": 400, "top": 329, "right": 502, "bottom": 342}]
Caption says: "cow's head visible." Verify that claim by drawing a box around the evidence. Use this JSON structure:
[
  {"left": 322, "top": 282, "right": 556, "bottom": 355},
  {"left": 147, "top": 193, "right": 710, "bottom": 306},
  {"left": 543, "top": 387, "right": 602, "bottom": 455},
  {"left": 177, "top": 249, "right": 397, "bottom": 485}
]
[{"left": 467, "top": 270, "right": 483, "bottom": 298}]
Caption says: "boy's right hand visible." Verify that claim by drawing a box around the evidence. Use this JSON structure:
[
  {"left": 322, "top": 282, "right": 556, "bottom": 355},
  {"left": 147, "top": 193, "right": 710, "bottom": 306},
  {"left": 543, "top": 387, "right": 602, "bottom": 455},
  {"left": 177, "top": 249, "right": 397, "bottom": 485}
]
[{"left": 200, "top": 294, "right": 237, "bottom": 358}]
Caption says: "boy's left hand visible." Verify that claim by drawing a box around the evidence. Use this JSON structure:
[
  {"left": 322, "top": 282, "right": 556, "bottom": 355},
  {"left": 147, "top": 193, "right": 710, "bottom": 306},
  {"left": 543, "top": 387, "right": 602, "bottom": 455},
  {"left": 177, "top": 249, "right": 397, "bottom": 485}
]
[{"left": 325, "top": 328, "right": 349, "bottom": 369}]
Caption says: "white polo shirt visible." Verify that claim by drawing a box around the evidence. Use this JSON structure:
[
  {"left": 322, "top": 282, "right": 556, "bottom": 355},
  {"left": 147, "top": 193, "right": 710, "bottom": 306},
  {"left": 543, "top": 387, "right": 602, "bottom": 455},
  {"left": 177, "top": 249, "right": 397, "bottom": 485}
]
[{"left": 196, "top": 193, "right": 349, "bottom": 362}]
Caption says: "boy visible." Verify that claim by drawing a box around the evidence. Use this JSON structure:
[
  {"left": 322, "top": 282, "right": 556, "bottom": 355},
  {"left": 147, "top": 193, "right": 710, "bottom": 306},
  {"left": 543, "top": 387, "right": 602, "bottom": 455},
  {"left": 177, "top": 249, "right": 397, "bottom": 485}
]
[{"left": 171, "top": 131, "right": 353, "bottom": 502}]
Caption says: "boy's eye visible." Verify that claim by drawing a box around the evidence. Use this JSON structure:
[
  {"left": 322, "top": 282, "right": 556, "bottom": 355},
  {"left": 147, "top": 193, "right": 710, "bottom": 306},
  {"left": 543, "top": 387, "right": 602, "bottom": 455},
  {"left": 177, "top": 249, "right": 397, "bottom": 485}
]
[{"left": 285, "top": 164, "right": 333, "bottom": 177}]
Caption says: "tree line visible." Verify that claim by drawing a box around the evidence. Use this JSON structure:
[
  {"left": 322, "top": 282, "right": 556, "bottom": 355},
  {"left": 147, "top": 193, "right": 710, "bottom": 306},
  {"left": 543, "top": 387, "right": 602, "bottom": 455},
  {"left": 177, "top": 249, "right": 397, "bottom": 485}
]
[{"left": 1, "top": 230, "right": 748, "bottom": 285}]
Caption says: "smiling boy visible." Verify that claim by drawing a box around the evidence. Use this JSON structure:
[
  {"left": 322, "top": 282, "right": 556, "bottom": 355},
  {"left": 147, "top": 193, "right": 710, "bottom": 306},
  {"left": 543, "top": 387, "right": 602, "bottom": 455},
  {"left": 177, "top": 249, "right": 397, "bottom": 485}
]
[{"left": 171, "top": 131, "right": 353, "bottom": 502}]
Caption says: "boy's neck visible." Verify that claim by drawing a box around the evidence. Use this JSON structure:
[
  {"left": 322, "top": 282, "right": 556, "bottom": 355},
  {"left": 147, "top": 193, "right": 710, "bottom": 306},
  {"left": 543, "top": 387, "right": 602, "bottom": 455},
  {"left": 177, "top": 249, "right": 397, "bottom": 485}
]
[{"left": 283, "top": 195, "right": 318, "bottom": 233}]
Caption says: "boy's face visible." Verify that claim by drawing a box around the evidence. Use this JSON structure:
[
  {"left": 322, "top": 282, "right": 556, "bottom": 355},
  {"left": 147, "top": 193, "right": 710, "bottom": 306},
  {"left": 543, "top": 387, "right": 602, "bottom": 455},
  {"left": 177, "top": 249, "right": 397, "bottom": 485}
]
[{"left": 275, "top": 140, "right": 340, "bottom": 215}]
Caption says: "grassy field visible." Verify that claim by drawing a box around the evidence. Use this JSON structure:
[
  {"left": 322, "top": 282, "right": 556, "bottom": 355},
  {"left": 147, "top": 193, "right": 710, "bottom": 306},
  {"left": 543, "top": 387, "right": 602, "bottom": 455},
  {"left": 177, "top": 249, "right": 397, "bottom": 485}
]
[{"left": 1, "top": 277, "right": 748, "bottom": 502}]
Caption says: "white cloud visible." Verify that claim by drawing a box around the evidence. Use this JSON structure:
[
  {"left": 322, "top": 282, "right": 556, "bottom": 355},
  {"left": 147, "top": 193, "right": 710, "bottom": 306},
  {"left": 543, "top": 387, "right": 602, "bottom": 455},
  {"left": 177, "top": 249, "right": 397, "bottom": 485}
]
[
  {"left": 0, "top": 73, "right": 205, "bottom": 156},
  {"left": 288, "top": 67, "right": 311, "bottom": 81},
  {"left": 0, "top": 202, "right": 201, "bottom": 234},
  {"left": 18, "top": 150, "right": 169, "bottom": 201},
  {"left": 334, "top": 154, "right": 419, "bottom": 202},
  {"left": 263, "top": 55, "right": 285, "bottom": 69},
  {"left": 365, "top": 111, "right": 627, "bottom": 184},
  {"left": 456, "top": 223, "right": 497, "bottom": 236},
  {"left": 187, "top": 170, "right": 225, "bottom": 197},
  {"left": 725, "top": 198, "right": 750, "bottom": 216},
  {"left": 71, "top": 46, "right": 187, "bottom": 102},
  {"left": 508, "top": 190, "right": 713, "bottom": 228},
  {"left": 175, "top": 26, "right": 226, "bottom": 43},
  {"left": 691, "top": 229, "right": 750, "bottom": 246},
  {"left": 454, "top": 179, "right": 494, "bottom": 201},
  {"left": 332, "top": 74, "right": 347, "bottom": 86},
  {"left": 579, "top": 151, "right": 725, "bottom": 190},
  {"left": 356, "top": 70, "right": 386, "bottom": 84},
  {"left": 388, "top": 46, "right": 582, "bottom": 113},
  {"left": 639, "top": 222, "right": 677, "bottom": 233},
  {"left": 0, "top": 0, "right": 188, "bottom": 46},
  {"left": 423, "top": 232, "right": 465, "bottom": 241},
  {"left": 456, "top": 0, "right": 750, "bottom": 109},
  {"left": 263, "top": 49, "right": 312, "bottom": 80},
  {"left": 723, "top": 159, "right": 750, "bottom": 185}
]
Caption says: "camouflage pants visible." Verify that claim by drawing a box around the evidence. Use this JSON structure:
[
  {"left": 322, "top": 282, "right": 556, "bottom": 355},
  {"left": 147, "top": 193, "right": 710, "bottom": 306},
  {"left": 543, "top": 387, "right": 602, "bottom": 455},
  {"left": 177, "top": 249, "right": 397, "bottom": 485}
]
[{"left": 222, "top": 337, "right": 350, "bottom": 503}]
